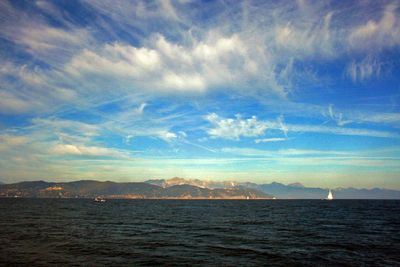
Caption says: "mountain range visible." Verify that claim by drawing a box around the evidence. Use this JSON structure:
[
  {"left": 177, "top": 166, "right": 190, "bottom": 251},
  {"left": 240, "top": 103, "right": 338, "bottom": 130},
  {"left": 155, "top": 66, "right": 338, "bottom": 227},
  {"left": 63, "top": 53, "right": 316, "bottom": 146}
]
[
  {"left": 145, "top": 178, "right": 400, "bottom": 199},
  {"left": 1, "top": 178, "right": 399, "bottom": 199},
  {"left": 0, "top": 180, "right": 272, "bottom": 199}
]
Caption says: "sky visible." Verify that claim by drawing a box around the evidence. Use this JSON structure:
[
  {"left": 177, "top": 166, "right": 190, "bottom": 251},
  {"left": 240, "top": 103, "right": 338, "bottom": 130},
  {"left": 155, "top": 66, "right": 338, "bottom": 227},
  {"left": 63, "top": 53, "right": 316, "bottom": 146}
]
[{"left": 0, "top": 0, "right": 399, "bottom": 189}]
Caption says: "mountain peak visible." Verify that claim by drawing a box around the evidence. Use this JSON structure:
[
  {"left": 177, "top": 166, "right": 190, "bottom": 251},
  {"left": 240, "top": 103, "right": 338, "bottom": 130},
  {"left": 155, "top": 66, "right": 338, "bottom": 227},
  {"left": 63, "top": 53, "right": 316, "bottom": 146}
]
[
  {"left": 288, "top": 182, "right": 304, "bottom": 188},
  {"left": 168, "top": 177, "right": 185, "bottom": 182}
]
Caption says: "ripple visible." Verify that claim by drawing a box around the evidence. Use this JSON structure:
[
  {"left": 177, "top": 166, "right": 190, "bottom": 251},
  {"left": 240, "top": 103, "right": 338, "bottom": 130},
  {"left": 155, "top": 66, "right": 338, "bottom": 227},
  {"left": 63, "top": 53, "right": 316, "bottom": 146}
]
[{"left": 0, "top": 199, "right": 399, "bottom": 266}]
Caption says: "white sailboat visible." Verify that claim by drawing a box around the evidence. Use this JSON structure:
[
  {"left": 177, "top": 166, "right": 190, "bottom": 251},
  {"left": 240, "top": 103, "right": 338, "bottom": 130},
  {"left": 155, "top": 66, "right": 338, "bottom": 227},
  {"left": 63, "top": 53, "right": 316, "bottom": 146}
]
[{"left": 326, "top": 189, "right": 333, "bottom": 200}]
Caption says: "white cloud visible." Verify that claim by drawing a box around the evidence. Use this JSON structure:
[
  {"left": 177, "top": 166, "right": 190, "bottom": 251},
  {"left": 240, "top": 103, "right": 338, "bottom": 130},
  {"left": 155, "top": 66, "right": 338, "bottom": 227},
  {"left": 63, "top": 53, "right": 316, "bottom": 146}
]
[
  {"left": 0, "top": 62, "right": 77, "bottom": 114},
  {"left": 1, "top": 16, "right": 92, "bottom": 67},
  {"left": 221, "top": 147, "right": 353, "bottom": 157},
  {"left": 86, "top": 0, "right": 181, "bottom": 22},
  {"left": 0, "top": 135, "right": 28, "bottom": 151},
  {"left": 66, "top": 44, "right": 161, "bottom": 77},
  {"left": 277, "top": 115, "right": 289, "bottom": 137},
  {"left": 255, "top": 138, "right": 287, "bottom": 144},
  {"left": 221, "top": 147, "right": 271, "bottom": 157},
  {"left": 274, "top": 11, "right": 335, "bottom": 58},
  {"left": 49, "top": 144, "right": 126, "bottom": 157},
  {"left": 205, "top": 113, "right": 268, "bottom": 140},
  {"left": 346, "top": 57, "right": 382, "bottom": 82},
  {"left": 19, "top": 26, "right": 87, "bottom": 53},
  {"left": 133, "top": 103, "right": 147, "bottom": 115},
  {"left": 158, "top": 131, "right": 177, "bottom": 142},
  {"left": 161, "top": 72, "right": 206, "bottom": 91},
  {"left": 0, "top": 91, "right": 39, "bottom": 114},
  {"left": 157, "top": 0, "right": 180, "bottom": 21},
  {"left": 327, "top": 104, "right": 352, "bottom": 126},
  {"left": 65, "top": 33, "right": 282, "bottom": 94},
  {"left": 278, "top": 149, "right": 351, "bottom": 156},
  {"left": 264, "top": 100, "right": 399, "bottom": 129},
  {"left": 348, "top": 4, "right": 400, "bottom": 50},
  {"left": 32, "top": 118, "right": 100, "bottom": 138},
  {"left": 288, "top": 124, "right": 398, "bottom": 138},
  {"left": 364, "top": 113, "right": 400, "bottom": 125},
  {"left": 205, "top": 113, "right": 398, "bottom": 139},
  {"left": 178, "top": 131, "right": 187, "bottom": 138}
]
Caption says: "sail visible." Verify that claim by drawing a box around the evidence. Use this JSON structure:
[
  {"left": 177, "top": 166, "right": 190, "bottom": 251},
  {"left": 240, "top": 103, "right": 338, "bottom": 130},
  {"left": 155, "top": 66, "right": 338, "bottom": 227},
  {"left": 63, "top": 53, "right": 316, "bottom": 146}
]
[{"left": 327, "top": 190, "right": 333, "bottom": 200}]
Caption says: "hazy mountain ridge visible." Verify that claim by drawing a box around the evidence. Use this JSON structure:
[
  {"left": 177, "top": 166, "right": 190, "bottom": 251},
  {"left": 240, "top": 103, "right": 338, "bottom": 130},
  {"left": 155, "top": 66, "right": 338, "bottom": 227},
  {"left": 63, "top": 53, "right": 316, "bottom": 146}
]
[
  {"left": 144, "top": 178, "right": 400, "bottom": 199},
  {"left": 0, "top": 180, "right": 272, "bottom": 199},
  {"left": 1, "top": 178, "right": 399, "bottom": 199},
  {"left": 258, "top": 183, "right": 400, "bottom": 199},
  {"left": 145, "top": 177, "right": 240, "bottom": 189}
]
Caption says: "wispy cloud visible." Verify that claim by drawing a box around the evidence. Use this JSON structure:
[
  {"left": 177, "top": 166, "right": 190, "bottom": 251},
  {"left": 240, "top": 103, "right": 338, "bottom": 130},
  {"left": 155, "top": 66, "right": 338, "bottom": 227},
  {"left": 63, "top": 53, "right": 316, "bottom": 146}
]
[
  {"left": 0, "top": 134, "right": 28, "bottom": 151},
  {"left": 49, "top": 144, "right": 127, "bottom": 158},
  {"left": 157, "top": 130, "right": 177, "bottom": 142},
  {"left": 221, "top": 147, "right": 354, "bottom": 157},
  {"left": 346, "top": 56, "right": 383, "bottom": 82},
  {"left": 255, "top": 138, "right": 287, "bottom": 144},
  {"left": 327, "top": 104, "right": 352, "bottom": 126},
  {"left": 31, "top": 118, "right": 100, "bottom": 139},
  {"left": 205, "top": 113, "right": 398, "bottom": 140},
  {"left": 348, "top": 3, "right": 400, "bottom": 51},
  {"left": 287, "top": 124, "right": 398, "bottom": 138},
  {"left": 134, "top": 103, "right": 147, "bottom": 115}
]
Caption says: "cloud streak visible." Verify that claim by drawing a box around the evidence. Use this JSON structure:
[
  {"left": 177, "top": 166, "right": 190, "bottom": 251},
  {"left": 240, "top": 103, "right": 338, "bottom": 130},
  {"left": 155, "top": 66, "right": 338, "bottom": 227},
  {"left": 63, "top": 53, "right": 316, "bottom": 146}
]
[
  {"left": 205, "top": 113, "right": 399, "bottom": 140},
  {"left": 255, "top": 138, "right": 287, "bottom": 144},
  {"left": 49, "top": 144, "right": 127, "bottom": 158}
]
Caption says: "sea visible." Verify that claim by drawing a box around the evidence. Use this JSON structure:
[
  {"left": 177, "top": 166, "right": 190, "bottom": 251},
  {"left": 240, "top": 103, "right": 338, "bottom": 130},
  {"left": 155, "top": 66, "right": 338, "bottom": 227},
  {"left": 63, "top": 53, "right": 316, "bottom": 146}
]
[{"left": 0, "top": 199, "right": 399, "bottom": 266}]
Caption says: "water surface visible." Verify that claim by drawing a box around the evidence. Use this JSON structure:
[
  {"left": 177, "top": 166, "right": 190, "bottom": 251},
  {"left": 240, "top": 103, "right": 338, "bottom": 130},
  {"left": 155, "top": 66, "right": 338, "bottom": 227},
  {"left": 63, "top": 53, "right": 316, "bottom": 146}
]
[{"left": 0, "top": 199, "right": 399, "bottom": 266}]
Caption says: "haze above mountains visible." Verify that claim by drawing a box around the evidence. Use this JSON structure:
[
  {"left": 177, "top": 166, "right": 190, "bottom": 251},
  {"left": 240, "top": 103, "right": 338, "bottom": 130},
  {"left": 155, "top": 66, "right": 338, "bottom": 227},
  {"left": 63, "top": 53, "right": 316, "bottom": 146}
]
[{"left": 1, "top": 178, "right": 399, "bottom": 199}]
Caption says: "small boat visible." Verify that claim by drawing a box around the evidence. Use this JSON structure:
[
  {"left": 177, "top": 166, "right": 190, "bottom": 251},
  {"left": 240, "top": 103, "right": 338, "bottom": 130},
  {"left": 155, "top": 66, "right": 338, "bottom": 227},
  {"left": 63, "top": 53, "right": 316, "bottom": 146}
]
[
  {"left": 326, "top": 189, "right": 333, "bottom": 200},
  {"left": 94, "top": 196, "right": 106, "bottom": 202}
]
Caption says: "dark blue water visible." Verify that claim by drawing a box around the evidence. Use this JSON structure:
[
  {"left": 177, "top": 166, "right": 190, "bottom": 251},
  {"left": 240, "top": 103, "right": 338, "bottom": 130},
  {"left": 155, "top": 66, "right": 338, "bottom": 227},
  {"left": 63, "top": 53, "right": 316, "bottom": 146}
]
[{"left": 0, "top": 199, "right": 399, "bottom": 266}]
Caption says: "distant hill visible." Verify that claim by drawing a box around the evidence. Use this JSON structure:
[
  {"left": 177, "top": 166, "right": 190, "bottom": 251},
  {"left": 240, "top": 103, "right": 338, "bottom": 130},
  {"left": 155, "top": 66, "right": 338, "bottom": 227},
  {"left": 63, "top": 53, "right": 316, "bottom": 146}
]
[
  {"left": 0, "top": 180, "right": 272, "bottom": 199},
  {"left": 256, "top": 182, "right": 327, "bottom": 199},
  {"left": 143, "top": 178, "right": 400, "bottom": 199},
  {"left": 2, "top": 178, "right": 399, "bottom": 199},
  {"left": 254, "top": 182, "right": 400, "bottom": 199},
  {"left": 333, "top": 187, "right": 400, "bottom": 199}
]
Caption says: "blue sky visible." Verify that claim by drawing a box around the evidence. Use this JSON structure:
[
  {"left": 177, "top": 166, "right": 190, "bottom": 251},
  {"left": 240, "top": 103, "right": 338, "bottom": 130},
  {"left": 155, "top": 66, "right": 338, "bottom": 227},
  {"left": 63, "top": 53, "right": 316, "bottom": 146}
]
[{"left": 0, "top": 0, "right": 399, "bottom": 188}]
